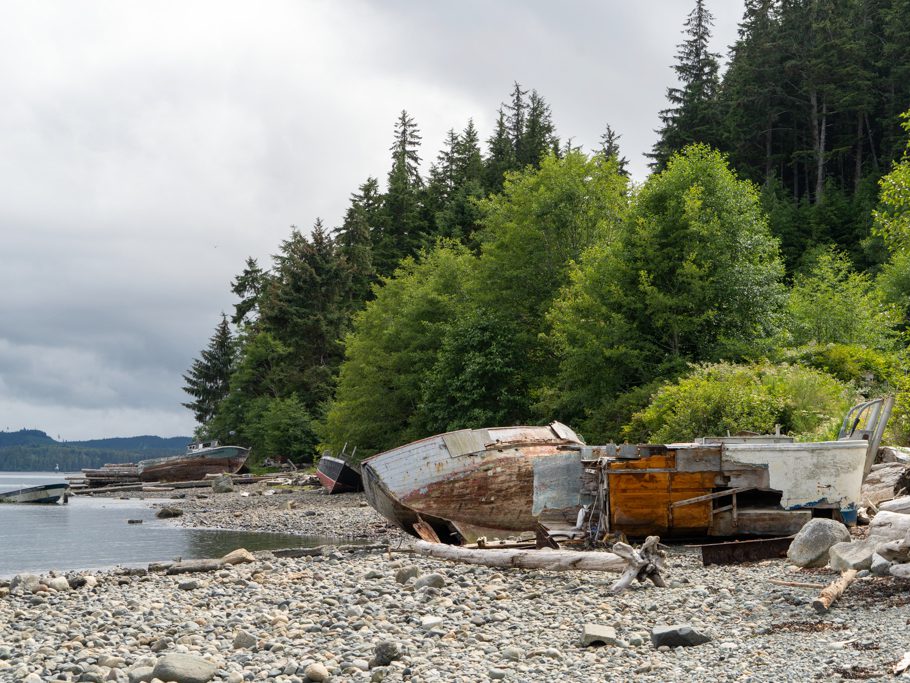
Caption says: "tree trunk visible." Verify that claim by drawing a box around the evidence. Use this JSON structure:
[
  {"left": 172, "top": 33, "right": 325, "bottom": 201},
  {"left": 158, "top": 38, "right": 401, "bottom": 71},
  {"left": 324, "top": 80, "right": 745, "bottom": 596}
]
[
  {"left": 855, "top": 111, "right": 864, "bottom": 192},
  {"left": 809, "top": 88, "right": 826, "bottom": 203}
]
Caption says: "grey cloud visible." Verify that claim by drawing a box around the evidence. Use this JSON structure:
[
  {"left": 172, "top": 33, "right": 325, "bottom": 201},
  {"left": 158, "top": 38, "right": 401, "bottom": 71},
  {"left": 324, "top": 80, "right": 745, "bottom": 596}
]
[{"left": 0, "top": 1, "right": 743, "bottom": 439}]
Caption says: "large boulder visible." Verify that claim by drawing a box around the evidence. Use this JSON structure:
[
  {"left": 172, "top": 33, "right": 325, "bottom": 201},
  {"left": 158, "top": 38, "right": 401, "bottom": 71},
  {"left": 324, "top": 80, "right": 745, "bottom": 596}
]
[
  {"left": 869, "top": 511, "right": 910, "bottom": 541},
  {"left": 9, "top": 574, "right": 40, "bottom": 594},
  {"left": 787, "top": 518, "right": 851, "bottom": 567},
  {"left": 828, "top": 538, "right": 881, "bottom": 571},
  {"left": 151, "top": 654, "right": 217, "bottom": 683},
  {"left": 879, "top": 496, "right": 910, "bottom": 514},
  {"left": 651, "top": 624, "right": 711, "bottom": 648},
  {"left": 211, "top": 475, "right": 234, "bottom": 494}
]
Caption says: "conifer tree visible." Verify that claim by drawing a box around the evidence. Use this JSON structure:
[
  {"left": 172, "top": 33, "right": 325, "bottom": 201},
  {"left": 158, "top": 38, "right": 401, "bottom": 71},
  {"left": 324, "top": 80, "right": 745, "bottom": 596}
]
[
  {"left": 375, "top": 110, "right": 426, "bottom": 275},
  {"left": 599, "top": 124, "right": 630, "bottom": 176},
  {"left": 260, "top": 220, "right": 350, "bottom": 410},
  {"left": 484, "top": 107, "right": 516, "bottom": 193},
  {"left": 334, "top": 178, "right": 380, "bottom": 307},
  {"left": 650, "top": 0, "right": 722, "bottom": 169},
  {"left": 182, "top": 315, "right": 235, "bottom": 428},
  {"left": 230, "top": 257, "right": 267, "bottom": 328}
]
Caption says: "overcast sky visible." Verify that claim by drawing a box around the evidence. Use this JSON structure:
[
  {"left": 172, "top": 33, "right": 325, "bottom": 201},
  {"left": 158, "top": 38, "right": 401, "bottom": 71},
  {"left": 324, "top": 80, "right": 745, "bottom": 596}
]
[{"left": 0, "top": 1, "right": 745, "bottom": 440}]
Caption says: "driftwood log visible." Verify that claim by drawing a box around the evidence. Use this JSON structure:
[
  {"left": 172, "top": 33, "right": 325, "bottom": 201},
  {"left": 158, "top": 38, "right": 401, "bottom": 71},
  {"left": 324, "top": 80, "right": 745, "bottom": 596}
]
[
  {"left": 393, "top": 536, "right": 667, "bottom": 592},
  {"left": 812, "top": 569, "right": 857, "bottom": 613}
]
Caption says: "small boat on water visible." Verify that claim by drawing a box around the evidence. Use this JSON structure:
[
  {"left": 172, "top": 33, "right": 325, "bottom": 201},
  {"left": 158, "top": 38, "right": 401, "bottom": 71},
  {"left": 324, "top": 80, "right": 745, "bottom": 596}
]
[
  {"left": 361, "top": 398, "right": 894, "bottom": 544},
  {"left": 0, "top": 483, "right": 69, "bottom": 504},
  {"left": 137, "top": 441, "right": 250, "bottom": 482},
  {"left": 316, "top": 454, "right": 363, "bottom": 494}
]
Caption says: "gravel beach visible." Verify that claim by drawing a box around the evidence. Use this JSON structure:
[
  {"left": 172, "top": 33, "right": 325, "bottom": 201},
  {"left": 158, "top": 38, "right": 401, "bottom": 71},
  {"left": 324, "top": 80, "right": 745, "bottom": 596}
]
[{"left": 2, "top": 486, "right": 909, "bottom": 682}]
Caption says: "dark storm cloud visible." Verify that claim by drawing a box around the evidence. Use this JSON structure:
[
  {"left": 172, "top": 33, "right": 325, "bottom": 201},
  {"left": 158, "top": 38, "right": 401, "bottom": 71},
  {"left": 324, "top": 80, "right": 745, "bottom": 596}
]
[{"left": 0, "top": 1, "right": 743, "bottom": 438}]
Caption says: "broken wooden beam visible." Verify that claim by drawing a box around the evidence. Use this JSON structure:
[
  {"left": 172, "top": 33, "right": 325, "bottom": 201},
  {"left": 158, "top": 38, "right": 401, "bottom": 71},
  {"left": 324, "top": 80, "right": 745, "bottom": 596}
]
[{"left": 812, "top": 569, "right": 857, "bottom": 613}]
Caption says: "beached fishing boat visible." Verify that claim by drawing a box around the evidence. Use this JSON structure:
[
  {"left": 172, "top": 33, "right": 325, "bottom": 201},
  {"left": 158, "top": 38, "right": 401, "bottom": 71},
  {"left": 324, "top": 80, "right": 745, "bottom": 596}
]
[
  {"left": 0, "top": 483, "right": 69, "bottom": 504},
  {"left": 137, "top": 441, "right": 250, "bottom": 482},
  {"left": 316, "top": 454, "right": 363, "bottom": 494},
  {"left": 361, "top": 422, "right": 588, "bottom": 543},
  {"left": 361, "top": 398, "right": 893, "bottom": 544}
]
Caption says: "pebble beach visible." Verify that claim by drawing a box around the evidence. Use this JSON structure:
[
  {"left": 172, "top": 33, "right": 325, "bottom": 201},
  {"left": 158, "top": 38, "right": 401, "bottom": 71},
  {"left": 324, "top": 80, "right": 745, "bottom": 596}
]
[{"left": 2, "top": 485, "right": 909, "bottom": 683}]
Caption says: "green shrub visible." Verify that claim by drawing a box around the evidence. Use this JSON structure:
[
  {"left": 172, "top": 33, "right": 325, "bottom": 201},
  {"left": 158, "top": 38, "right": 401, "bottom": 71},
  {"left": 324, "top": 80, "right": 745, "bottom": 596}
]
[{"left": 624, "top": 362, "right": 852, "bottom": 443}]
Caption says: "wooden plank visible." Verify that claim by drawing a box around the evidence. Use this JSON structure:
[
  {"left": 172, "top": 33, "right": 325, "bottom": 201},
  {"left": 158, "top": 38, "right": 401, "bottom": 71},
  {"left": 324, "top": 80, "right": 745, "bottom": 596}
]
[{"left": 710, "top": 508, "right": 811, "bottom": 536}]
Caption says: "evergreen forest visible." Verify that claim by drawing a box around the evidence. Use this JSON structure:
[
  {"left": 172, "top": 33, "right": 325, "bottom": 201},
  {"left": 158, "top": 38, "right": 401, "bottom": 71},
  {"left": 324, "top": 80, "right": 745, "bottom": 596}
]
[{"left": 182, "top": 0, "right": 910, "bottom": 464}]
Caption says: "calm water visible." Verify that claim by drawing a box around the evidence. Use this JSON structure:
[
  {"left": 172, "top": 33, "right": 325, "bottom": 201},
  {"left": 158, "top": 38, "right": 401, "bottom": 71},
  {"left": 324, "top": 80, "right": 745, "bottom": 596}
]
[{"left": 0, "top": 472, "right": 340, "bottom": 578}]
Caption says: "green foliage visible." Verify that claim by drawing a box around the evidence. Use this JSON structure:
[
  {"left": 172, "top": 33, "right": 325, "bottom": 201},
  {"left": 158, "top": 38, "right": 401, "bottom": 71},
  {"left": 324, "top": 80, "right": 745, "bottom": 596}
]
[
  {"left": 878, "top": 250, "right": 910, "bottom": 329},
  {"left": 320, "top": 243, "right": 475, "bottom": 457},
  {"left": 625, "top": 362, "right": 852, "bottom": 444},
  {"left": 786, "top": 248, "right": 898, "bottom": 348},
  {"left": 250, "top": 395, "right": 317, "bottom": 464},
  {"left": 546, "top": 145, "right": 785, "bottom": 437},
  {"left": 784, "top": 343, "right": 902, "bottom": 395},
  {"left": 475, "top": 151, "right": 628, "bottom": 327},
  {"left": 874, "top": 112, "right": 910, "bottom": 254},
  {"left": 415, "top": 310, "right": 530, "bottom": 434}
]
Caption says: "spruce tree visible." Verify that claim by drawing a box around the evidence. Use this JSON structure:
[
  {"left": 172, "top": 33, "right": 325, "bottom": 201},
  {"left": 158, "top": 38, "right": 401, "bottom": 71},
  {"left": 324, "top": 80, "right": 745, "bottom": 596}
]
[
  {"left": 484, "top": 107, "right": 516, "bottom": 193},
  {"left": 230, "top": 257, "right": 267, "bottom": 327},
  {"left": 182, "top": 315, "right": 235, "bottom": 428},
  {"left": 599, "top": 124, "right": 630, "bottom": 176},
  {"left": 650, "top": 0, "right": 722, "bottom": 170},
  {"left": 334, "top": 178, "right": 380, "bottom": 307},
  {"left": 375, "top": 110, "right": 426, "bottom": 275}
]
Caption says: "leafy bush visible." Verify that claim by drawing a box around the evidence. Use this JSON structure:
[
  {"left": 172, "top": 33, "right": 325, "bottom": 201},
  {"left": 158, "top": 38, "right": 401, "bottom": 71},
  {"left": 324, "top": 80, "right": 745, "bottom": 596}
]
[{"left": 624, "top": 362, "right": 852, "bottom": 443}]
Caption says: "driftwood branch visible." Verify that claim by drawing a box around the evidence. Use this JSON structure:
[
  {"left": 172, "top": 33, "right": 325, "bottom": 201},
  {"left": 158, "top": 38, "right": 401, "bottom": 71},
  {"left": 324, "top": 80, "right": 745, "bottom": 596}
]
[
  {"left": 608, "top": 536, "right": 666, "bottom": 593},
  {"left": 767, "top": 579, "right": 827, "bottom": 589},
  {"left": 812, "top": 569, "right": 857, "bottom": 613}
]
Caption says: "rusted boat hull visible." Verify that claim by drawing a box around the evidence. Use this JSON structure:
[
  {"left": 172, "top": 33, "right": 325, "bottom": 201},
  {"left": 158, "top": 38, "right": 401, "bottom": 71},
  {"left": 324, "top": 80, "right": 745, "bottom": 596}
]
[
  {"left": 361, "top": 422, "right": 586, "bottom": 541},
  {"left": 316, "top": 455, "right": 363, "bottom": 494},
  {"left": 138, "top": 446, "right": 249, "bottom": 482}
]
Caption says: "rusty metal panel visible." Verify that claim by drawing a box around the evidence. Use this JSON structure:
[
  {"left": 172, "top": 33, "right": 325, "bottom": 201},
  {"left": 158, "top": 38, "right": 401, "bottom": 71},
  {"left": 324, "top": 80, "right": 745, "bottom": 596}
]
[
  {"left": 608, "top": 452, "right": 676, "bottom": 470},
  {"left": 674, "top": 446, "right": 722, "bottom": 472},
  {"left": 607, "top": 454, "right": 714, "bottom": 536},
  {"left": 550, "top": 421, "right": 584, "bottom": 443},
  {"left": 701, "top": 536, "right": 794, "bottom": 565},
  {"left": 442, "top": 429, "right": 488, "bottom": 457},
  {"left": 668, "top": 472, "right": 714, "bottom": 531},
  {"left": 531, "top": 451, "right": 585, "bottom": 521}
]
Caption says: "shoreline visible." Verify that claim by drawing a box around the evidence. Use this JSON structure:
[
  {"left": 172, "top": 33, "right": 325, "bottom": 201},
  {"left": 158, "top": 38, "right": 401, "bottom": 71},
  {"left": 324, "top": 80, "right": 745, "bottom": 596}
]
[{"left": 2, "top": 486, "right": 909, "bottom": 682}]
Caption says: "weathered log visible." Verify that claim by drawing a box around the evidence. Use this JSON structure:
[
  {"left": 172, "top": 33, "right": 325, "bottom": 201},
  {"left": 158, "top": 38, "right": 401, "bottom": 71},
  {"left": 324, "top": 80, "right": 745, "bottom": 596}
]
[
  {"left": 165, "top": 559, "right": 223, "bottom": 575},
  {"left": 393, "top": 537, "right": 666, "bottom": 591},
  {"left": 811, "top": 569, "right": 857, "bottom": 613}
]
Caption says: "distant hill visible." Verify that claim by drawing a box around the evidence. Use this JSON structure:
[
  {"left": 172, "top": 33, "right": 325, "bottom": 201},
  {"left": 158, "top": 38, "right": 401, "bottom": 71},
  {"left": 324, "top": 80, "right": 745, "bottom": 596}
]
[{"left": 0, "top": 429, "right": 193, "bottom": 472}]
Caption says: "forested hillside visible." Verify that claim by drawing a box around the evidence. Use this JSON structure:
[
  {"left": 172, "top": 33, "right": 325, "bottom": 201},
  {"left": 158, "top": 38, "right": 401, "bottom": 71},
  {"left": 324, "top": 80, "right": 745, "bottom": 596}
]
[
  {"left": 183, "top": 0, "right": 910, "bottom": 464},
  {"left": 0, "top": 430, "right": 192, "bottom": 471}
]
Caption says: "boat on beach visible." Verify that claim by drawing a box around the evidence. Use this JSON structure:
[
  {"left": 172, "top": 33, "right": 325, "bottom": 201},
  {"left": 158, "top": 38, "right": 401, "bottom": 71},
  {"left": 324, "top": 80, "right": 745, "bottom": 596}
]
[
  {"left": 137, "top": 441, "right": 250, "bottom": 482},
  {"left": 316, "top": 454, "right": 363, "bottom": 494},
  {"left": 0, "top": 483, "right": 69, "bottom": 504},
  {"left": 361, "top": 398, "right": 893, "bottom": 544}
]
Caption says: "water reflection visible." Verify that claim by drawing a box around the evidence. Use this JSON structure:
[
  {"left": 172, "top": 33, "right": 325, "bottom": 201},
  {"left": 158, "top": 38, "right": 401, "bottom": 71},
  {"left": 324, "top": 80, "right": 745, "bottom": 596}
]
[{"left": 0, "top": 475, "right": 359, "bottom": 577}]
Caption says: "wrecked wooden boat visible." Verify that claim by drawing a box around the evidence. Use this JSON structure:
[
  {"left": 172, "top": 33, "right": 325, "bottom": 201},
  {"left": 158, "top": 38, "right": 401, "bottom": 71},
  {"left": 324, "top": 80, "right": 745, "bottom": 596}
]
[
  {"left": 137, "top": 441, "right": 250, "bottom": 482},
  {"left": 362, "top": 398, "right": 893, "bottom": 544},
  {"left": 316, "top": 454, "right": 363, "bottom": 494},
  {"left": 361, "top": 422, "right": 587, "bottom": 543}
]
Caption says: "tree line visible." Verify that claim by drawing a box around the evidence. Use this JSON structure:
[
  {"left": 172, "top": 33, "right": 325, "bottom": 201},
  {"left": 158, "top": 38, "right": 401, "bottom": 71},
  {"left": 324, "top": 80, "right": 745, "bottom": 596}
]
[{"left": 183, "top": 0, "right": 910, "bottom": 463}]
